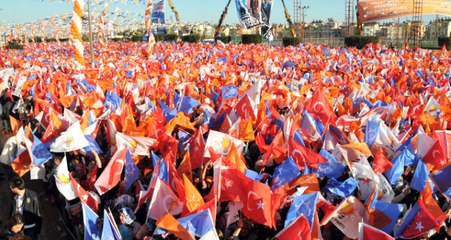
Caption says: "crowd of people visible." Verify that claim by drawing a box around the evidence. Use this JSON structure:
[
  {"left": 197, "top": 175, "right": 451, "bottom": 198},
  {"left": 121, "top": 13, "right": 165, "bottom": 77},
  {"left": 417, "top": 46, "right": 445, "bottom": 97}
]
[{"left": 0, "top": 40, "right": 450, "bottom": 240}]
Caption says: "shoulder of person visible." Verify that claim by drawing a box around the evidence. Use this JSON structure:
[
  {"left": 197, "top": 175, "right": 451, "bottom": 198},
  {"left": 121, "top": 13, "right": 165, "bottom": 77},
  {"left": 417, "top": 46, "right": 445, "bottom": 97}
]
[{"left": 25, "top": 189, "right": 39, "bottom": 199}]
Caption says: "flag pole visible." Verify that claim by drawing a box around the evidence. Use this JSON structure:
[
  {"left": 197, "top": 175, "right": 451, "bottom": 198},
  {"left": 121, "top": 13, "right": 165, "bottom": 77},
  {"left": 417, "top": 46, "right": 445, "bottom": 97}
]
[{"left": 87, "top": 0, "right": 94, "bottom": 67}]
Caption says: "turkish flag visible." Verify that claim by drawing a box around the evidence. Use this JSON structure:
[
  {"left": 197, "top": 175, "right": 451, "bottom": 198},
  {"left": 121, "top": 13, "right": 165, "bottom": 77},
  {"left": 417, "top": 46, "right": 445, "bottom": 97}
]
[
  {"left": 274, "top": 214, "right": 311, "bottom": 240},
  {"left": 94, "top": 148, "right": 126, "bottom": 195},
  {"left": 70, "top": 174, "right": 99, "bottom": 212},
  {"left": 241, "top": 178, "right": 273, "bottom": 227},
  {"left": 288, "top": 138, "right": 327, "bottom": 169},
  {"left": 220, "top": 168, "right": 249, "bottom": 203},
  {"left": 304, "top": 90, "right": 337, "bottom": 126},
  {"left": 234, "top": 94, "right": 256, "bottom": 121},
  {"left": 221, "top": 168, "right": 273, "bottom": 227},
  {"left": 423, "top": 140, "right": 447, "bottom": 170}
]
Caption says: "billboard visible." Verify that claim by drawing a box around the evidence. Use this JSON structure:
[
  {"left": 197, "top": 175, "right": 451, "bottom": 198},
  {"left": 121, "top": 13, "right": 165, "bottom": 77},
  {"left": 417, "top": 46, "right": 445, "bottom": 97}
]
[{"left": 358, "top": 0, "right": 451, "bottom": 23}]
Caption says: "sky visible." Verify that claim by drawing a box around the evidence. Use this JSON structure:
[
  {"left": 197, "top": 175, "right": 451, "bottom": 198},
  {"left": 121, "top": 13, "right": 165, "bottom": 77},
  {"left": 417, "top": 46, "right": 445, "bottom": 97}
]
[{"left": 0, "top": 0, "right": 351, "bottom": 26}]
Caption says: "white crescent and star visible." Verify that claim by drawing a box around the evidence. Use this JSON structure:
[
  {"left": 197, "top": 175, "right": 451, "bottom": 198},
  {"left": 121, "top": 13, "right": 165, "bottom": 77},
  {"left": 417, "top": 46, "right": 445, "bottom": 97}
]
[
  {"left": 313, "top": 102, "right": 326, "bottom": 114},
  {"left": 247, "top": 191, "right": 259, "bottom": 211}
]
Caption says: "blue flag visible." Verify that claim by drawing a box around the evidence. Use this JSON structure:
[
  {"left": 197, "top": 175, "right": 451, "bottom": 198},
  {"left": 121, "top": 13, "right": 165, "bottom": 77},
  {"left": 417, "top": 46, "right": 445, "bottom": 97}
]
[
  {"left": 271, "top": 157, "right": 300, "bottom": 190},
  {"left": 104, "top": 91, "right": 122, "bottom": 111},
  {"left": 318, "top": 148, "right": 344, "bottom": 179},
  {"left": 151, "top": 151, "right": 168, "bottom": 183},
  {"left": 324, "top": 177, "right": 358, "bottom": 198},
  {"left": 244, "top": 169, "right": 263, "bottom": 182},
  {"left": 384, "top": 148, "right": 412, "bottom": 185},
  {"left": 84, "top": 135, "right": 103, "bottom": 155},
  {"left": 410, "top": 160, "right": 430, "bottom": 192},
  {"left": 82, "top": 203, "right": 101, "bottom": 240},
  {"left": 364, "top": 119, "right": 380, "bottom": 148},
  {"left": 221, "top": 86, "right": 238, "bottom": 100},
  {"left": 174, "top": 91, "right": 180, "bottom": 107},
  {"left": 293, "top": 129, "right": 306, "bottom": 147},
  {"left": 159, "top": 101, "right": 177, "bottom": 122},
  {"left": 101, "top": 209, "right": 121, "bottom": 240},
  {"left": 178, "top": 96, "right": 200, "bottom": 114},
  {"left": 368, "top": 188, "right": 402, "bottom": 234},
  {"left": 284, "top": 192, "right": 318, "bottom": 228},
  {"left": 429, "top": 163, "right": 451, "bottom": 200},
  {"left": 177, "top": 130, "right": 191, "bottom": 155},
  {"left": 322, "top": 47, "right": 330, "bottom": 57},
  {"left": 31, "top": 134, "right": 52, "bottom": 166},
  {"left": 125, "top": 150, "right": 139, "bottom": 191}
]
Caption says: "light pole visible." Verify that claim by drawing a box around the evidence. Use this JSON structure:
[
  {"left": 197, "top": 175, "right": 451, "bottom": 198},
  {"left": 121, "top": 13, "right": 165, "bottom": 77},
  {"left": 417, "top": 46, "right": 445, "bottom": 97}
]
[
  {"left": 301, "top": 6, "right": 309, "bottom": 42},
  {"left": 87, "top": 0, "right": 94, "bottom": 67}
]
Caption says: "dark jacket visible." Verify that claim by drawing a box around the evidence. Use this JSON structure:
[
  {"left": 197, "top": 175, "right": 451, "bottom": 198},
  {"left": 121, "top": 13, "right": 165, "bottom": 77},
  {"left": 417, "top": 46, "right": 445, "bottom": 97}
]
[{"left": 11, "top": 189, "right": 42, "bottom": 234}]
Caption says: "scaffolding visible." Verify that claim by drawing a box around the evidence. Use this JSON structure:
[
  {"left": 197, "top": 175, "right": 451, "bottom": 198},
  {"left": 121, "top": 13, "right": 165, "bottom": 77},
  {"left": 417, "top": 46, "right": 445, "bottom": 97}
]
[
  {"left": 410, "top": 0, "right": 423, "bottom": 46},
  {"left": 294, "top": 0, "right": 302, "bottom": 24},
  {"left": 344, "top": 0, "right": 355, "bottom": 36}
]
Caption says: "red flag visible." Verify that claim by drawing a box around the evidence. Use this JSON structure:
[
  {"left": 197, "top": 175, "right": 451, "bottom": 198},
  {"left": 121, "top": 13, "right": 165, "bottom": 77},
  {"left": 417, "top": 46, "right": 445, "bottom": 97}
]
[
  {"left": 189, "top": 128, "right": 205, "bottom": 170},
  {"left": 11, "top": 148, "right": 32, "bottom": 177},
  {"left": 94, "top": 148, "right": 126, "bottom": 195},
  {"left": 221, "top": 168, "right": 273, "bottom": 227},
  {"left": 423, "top": 140, "right": 447, "bottom": 170},
  {"left": 304, "top": 90, "right": 337, "bottom": 125},
  {"left": 241, "top": 178, "right": 273, "bottom": 227},
  {"left": 372, "top": 147, "right": 393, "bottom": 174},
  {"left": 274, "top": 214, "right": 311, "bottom": 240},
  {"left": 358, "top": 222, "right": 394, "bottom": 240},
  {"left": 234, "top": 94, "right": 256, "bottom": 121},
  {"left": 288, "top": 137, "right": 327, "bottom": 169},
  {"left": 85, "top": 165, "right": 98, "bottom": 191},
  {"left": 399, "top": 183, "right": 447, "bottom": 238},
  {"left": 70, "top": 173, "right": 99, "bottom": 212}
]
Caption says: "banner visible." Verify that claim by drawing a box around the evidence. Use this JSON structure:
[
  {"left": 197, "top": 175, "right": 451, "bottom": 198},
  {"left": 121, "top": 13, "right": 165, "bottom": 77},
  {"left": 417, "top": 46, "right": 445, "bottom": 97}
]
[
  {"left": 261, "top": 0, "right": 274, "bottom": 40},
  {"left": 235, "top": 0, "right": 263, "bottom": 28},
  {"left": 152, "top": 0, "right": 165, "bottom": 24},
  {"left": 358, "top": 0, "right": 451, "bottom": 23}
]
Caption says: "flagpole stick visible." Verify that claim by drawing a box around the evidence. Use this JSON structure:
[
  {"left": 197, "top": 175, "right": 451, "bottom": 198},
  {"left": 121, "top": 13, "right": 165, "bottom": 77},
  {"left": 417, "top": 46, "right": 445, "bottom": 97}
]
[{"left": 87, "top": 0, "right": 94, "bottom": 67}]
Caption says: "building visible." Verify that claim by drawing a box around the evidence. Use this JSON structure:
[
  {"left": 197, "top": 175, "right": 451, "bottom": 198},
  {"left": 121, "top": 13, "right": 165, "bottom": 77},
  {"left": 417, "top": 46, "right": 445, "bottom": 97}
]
[{"left": 424, "top": 18, "right": 451, "bottom": 40}]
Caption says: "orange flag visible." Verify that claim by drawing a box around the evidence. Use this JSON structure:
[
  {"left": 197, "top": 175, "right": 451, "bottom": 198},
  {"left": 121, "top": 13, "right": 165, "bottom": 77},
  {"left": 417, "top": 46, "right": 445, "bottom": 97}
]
[
  {"left": 286, "top": 173, "right": 320, "bottom": 194},
  {"left": 156, "top": 213, "right": 195, "bottom": 240},
  {"left": 225, "top": 143, "right": 247, "bottom": 173},
  {"left": 183, "top": 174, "right": 205, "bottom": 213},
  {"left": 9, "top": 115, "right": 21, "bottom": 134},
  {"left": 177, "top": 151, "right": 192, "bottom": 181}
]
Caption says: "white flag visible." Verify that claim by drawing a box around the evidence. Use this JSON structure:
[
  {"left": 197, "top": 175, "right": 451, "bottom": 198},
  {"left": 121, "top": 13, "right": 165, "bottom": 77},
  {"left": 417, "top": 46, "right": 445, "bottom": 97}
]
[
  {"left": 50, "top": 121, "right": 89, "bottom": 152},
  {"left": 55, "top": 156, "right": 77, "bottom": 200}
]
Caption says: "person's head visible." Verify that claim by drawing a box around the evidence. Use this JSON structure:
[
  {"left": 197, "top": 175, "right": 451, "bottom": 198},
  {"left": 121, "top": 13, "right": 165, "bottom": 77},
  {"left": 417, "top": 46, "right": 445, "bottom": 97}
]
[
  {"left": 7, "top": 214, "right": 24, "bottom": 234},
  {"left": 53, "top": 156, "right": 62, "bottom": 166},
  {"left": 9, "top": 177, "right": 25, "bottom": 196}
]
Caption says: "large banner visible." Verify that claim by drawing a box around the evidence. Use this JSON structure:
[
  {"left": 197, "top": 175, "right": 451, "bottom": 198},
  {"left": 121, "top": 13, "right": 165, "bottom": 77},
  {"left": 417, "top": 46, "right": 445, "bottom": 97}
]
[
  {"left": 358, "top": 0, "right": 451, "bottom": 23},
  {"left": 235, "top": 0, "right": 263, "bottom": 28},
  {"left": 261, "top": 0, "right": 274, "bottom": 40},
  {"left": 151, "top": 0, "right": 165, "bottom": 24}
]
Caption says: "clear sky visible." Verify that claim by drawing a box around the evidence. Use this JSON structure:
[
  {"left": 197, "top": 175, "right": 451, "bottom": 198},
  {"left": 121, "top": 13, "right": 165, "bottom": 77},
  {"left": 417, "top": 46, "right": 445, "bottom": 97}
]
[{"left": 0, "top": 0, "right": 350, "bottom": 26}]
